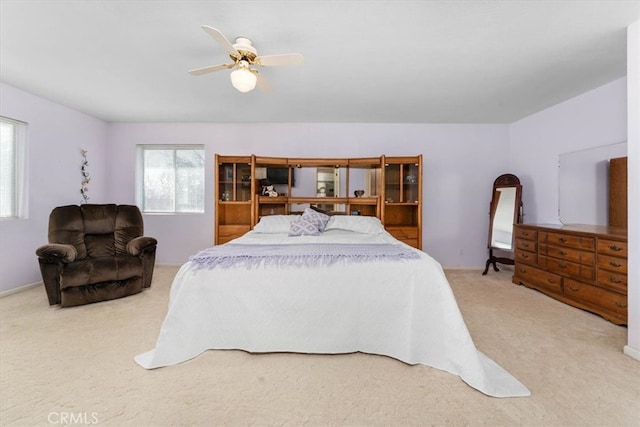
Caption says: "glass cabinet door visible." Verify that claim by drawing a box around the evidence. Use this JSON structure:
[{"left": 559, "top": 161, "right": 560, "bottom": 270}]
[
  {"left": 218, "top": 163, "right": 234, "bottom": 201},
  {"left": 235, "top": 163, "right": 252, "bottom": 201},
  {"left": 218, "top": 162, "right": 252, "bottom": 201},
  {"left": 403, "top": 163, "right": 419, "bottom": 203},
  {"left": 385, "top": 162, "right": 419, "bottom": 203},
  {"left": 384, "top": 163, "right": 401, "bottom": 203}
]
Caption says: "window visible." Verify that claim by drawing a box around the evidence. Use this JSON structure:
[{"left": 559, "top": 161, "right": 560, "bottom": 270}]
[
  {"left": 136, "top": 145, "right": 205, "bottom": 213},
  {"left": 0, "top": 116, "right": 27, "bottom": 219}
]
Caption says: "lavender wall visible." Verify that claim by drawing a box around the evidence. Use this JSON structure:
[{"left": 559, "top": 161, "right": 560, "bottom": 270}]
[
  {"left": 509, "top": 78, "right": 628, "bottom": 224},
  {"left": 0, "top": 83, "right": 108, "bottom": 292},
  {"left": 107, "top": 123, "right": 510, "bottom": 266}
]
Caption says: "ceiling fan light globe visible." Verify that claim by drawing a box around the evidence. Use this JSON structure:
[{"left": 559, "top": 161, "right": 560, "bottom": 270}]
[{"left": 230, "top": 68, "right": 257, "bottom": 93}]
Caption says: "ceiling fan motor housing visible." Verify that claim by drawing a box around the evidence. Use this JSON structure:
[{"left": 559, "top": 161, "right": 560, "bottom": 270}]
[{"left": 232, "top": 37, "right": 258, "bottom": 62}]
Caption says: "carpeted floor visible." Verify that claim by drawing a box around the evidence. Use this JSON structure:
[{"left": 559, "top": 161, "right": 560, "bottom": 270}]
[{"left": 1, "top": 266, "right": 638, "bottom": 426}]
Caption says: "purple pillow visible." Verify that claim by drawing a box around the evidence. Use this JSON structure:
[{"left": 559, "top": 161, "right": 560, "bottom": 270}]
[
  {"left": 301, "top": 207, "right": 330, "bottom": 232},
  {"left": 288, "top": 218, "right": 322, "bottom": 236}
]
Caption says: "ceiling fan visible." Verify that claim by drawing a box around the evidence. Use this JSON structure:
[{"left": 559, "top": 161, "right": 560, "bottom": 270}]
[{"left": 188, "top": 26, "right": 304, "bottom": 93}]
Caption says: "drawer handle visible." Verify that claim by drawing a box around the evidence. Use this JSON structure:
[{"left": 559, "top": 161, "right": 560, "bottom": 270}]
[
  {"left": 609, "top": 261, "right": 622, "bottom": 268},
  {"left": 558, "top": 250, "right": 567, "bottom": 256},
  {"left": 615, "top": 302, "right": 628, "bottom": 308},
  {"left": 522, "top": 243, "right": 530, "bottom": 248},
  {"left": 521, "top": 254, "right": 529, "bottom": 259},
  {"left": 608, "top": 276, "right": 622, "bottom": 284},
  {"left": 522, "top": 232, "right": 529, "bottom": 237},
  {"left": 568, "top": 286, "right": 579, "bottom": 292},
  {"left": 548, "top": 279, "right": 556, "bottom": 284},
  {"left": 559, "top": 237, "right": 567, "bottom": 243},
  {"left": 519, "top": 268, "right": 527, "bottom": 273},
  {"left": 558, "top": 262, "right": 568, "bottom": 269},
  {"left": 608, "top": 245, "right": 622, "bottom": 252}
]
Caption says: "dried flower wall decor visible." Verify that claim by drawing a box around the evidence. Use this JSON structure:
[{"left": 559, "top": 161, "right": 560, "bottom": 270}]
[{"left": 80, "top": 149, "right": 91, "bottom": 203}]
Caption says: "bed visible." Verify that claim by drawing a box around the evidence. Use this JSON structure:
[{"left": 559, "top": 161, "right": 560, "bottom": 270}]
[{"left": 135, "top": 212, "right": 530, "bottom": 398}]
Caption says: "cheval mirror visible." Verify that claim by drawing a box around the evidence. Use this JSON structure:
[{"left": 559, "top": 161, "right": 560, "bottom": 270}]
[{"left": 482, "top": 174, "right": 523, "bottom": 275}]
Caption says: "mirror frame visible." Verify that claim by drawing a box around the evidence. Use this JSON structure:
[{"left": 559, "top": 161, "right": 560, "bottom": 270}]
[{"left": 482, "top": 174, "right": 523, "bottom": 275}]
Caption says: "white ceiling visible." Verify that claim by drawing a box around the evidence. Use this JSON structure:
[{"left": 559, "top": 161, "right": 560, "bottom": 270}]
[{"left": 1, "top": 1, "right": 639, "bottom": 124}]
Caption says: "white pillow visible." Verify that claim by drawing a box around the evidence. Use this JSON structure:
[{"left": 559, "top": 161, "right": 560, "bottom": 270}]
[
  {"left": 324, "top": 216, "right": 386, "bottom": 234},
  {"left": 253, "top": 215, "right": 301, "bottom": 233}
]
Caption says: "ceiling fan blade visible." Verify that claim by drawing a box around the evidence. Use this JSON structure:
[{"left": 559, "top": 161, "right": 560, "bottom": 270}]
[
  {"left": 256, "top": 53, "right": 304, "bottom": 67},
  {"left": 201, "top": 25, "right": 239, "bottom": 58},
  {"left": 255, "top": 72, "right": 273, "bottom": 92},
  {"left": 188, "top": 63, "right": 233, "bottom": 75}
]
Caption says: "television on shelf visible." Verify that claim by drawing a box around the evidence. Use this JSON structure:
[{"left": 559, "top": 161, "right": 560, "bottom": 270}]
[{"left": 266, "top": 167, "right": 295, "bottom": 186}]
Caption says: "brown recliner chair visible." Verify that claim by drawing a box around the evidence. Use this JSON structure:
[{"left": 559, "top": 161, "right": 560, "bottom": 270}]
[{"left": 36, "top": 204, "right": 157, "bottom": 307}]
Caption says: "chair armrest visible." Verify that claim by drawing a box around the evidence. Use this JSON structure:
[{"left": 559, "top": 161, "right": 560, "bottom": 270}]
[
  {"left": 35, "top": 244, "right": 77, "bottom": 263},
  {"left": 127, "top": 236, "right": 158, "bottom": 256}
]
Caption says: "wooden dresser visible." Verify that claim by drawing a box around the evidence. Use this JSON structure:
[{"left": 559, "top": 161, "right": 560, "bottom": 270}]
[{"left": 512, "top": 224, "right": 628, "bottom": 325}]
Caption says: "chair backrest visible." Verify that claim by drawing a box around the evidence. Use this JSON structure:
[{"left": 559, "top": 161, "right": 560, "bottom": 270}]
[{"left": 48, "top": 204, "right": 144, "bottom": 259}]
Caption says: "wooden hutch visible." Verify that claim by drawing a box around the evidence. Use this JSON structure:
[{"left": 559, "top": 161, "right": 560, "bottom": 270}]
[{"left": 215, "top": 154, "right": 422, "bottom": 249}]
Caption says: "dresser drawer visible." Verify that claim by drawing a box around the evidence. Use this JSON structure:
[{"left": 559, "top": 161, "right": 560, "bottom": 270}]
[
  {"left": 392, "top": 237, "right": 419, "bottom": 249},
  {"left": 218, "top": 225, "right": 251, "bottom": 244},
  {"left": 386, "top": 226, "right": 418, "bottom": 239},
  {"left": 515, "top": 249, "right": 537, "bottom": 265},
  {"left": 597, "top": 239, "right": 628, "bottom": 257},
  {"left": 515, "top": 227, "right": 537, "bottom": 241},
  {"left": 397, "top": 239, "right": 419, "bottom": 248},
  {"left": 564, "top": 278, "right": 627, "bottom": 317},
  {"left": 547, "top": 245, "right": 595, "bottom": 266},
  {"left": 546, "top": 257, "right": 594, "bottom": 282},
  {"left": 514, "top": 262, "right": 562, "bottom": 294},
  {"left": 546, "top": 232, "right": 595, "bottom": 251},
  {"left": 597, "top": 254, "right": 627, "bottom": 274},
  {"left": 516, "top": 238, "right": 536, "bottom": 252},
  {"left": 597, "top": 269, "right": 627, "bottom": 293},
  {"left": 386, "top": 227, "right": 419, "bottom": 248}
]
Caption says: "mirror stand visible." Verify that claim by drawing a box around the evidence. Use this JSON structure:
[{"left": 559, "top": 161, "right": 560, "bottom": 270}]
[
  {"left": 482, "top": 174, "right": 523, "bottom": 275},
  {"left": 483, "top": 248, "right": 516, "bottom": 275}
]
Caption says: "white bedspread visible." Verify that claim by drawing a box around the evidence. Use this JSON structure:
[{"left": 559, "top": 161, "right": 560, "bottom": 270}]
[{"left": 135, "top": 229, "right": 530, "bottom": 398}]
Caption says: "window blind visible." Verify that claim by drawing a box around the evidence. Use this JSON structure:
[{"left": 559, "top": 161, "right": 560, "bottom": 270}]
[{"left": 0, "top": 116, "right": 26, "bottom": 219}]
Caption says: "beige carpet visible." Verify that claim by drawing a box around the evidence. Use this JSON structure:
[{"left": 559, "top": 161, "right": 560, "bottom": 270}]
[{"left": 1, "top": 266, "right": 639, "bottom": 426}]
